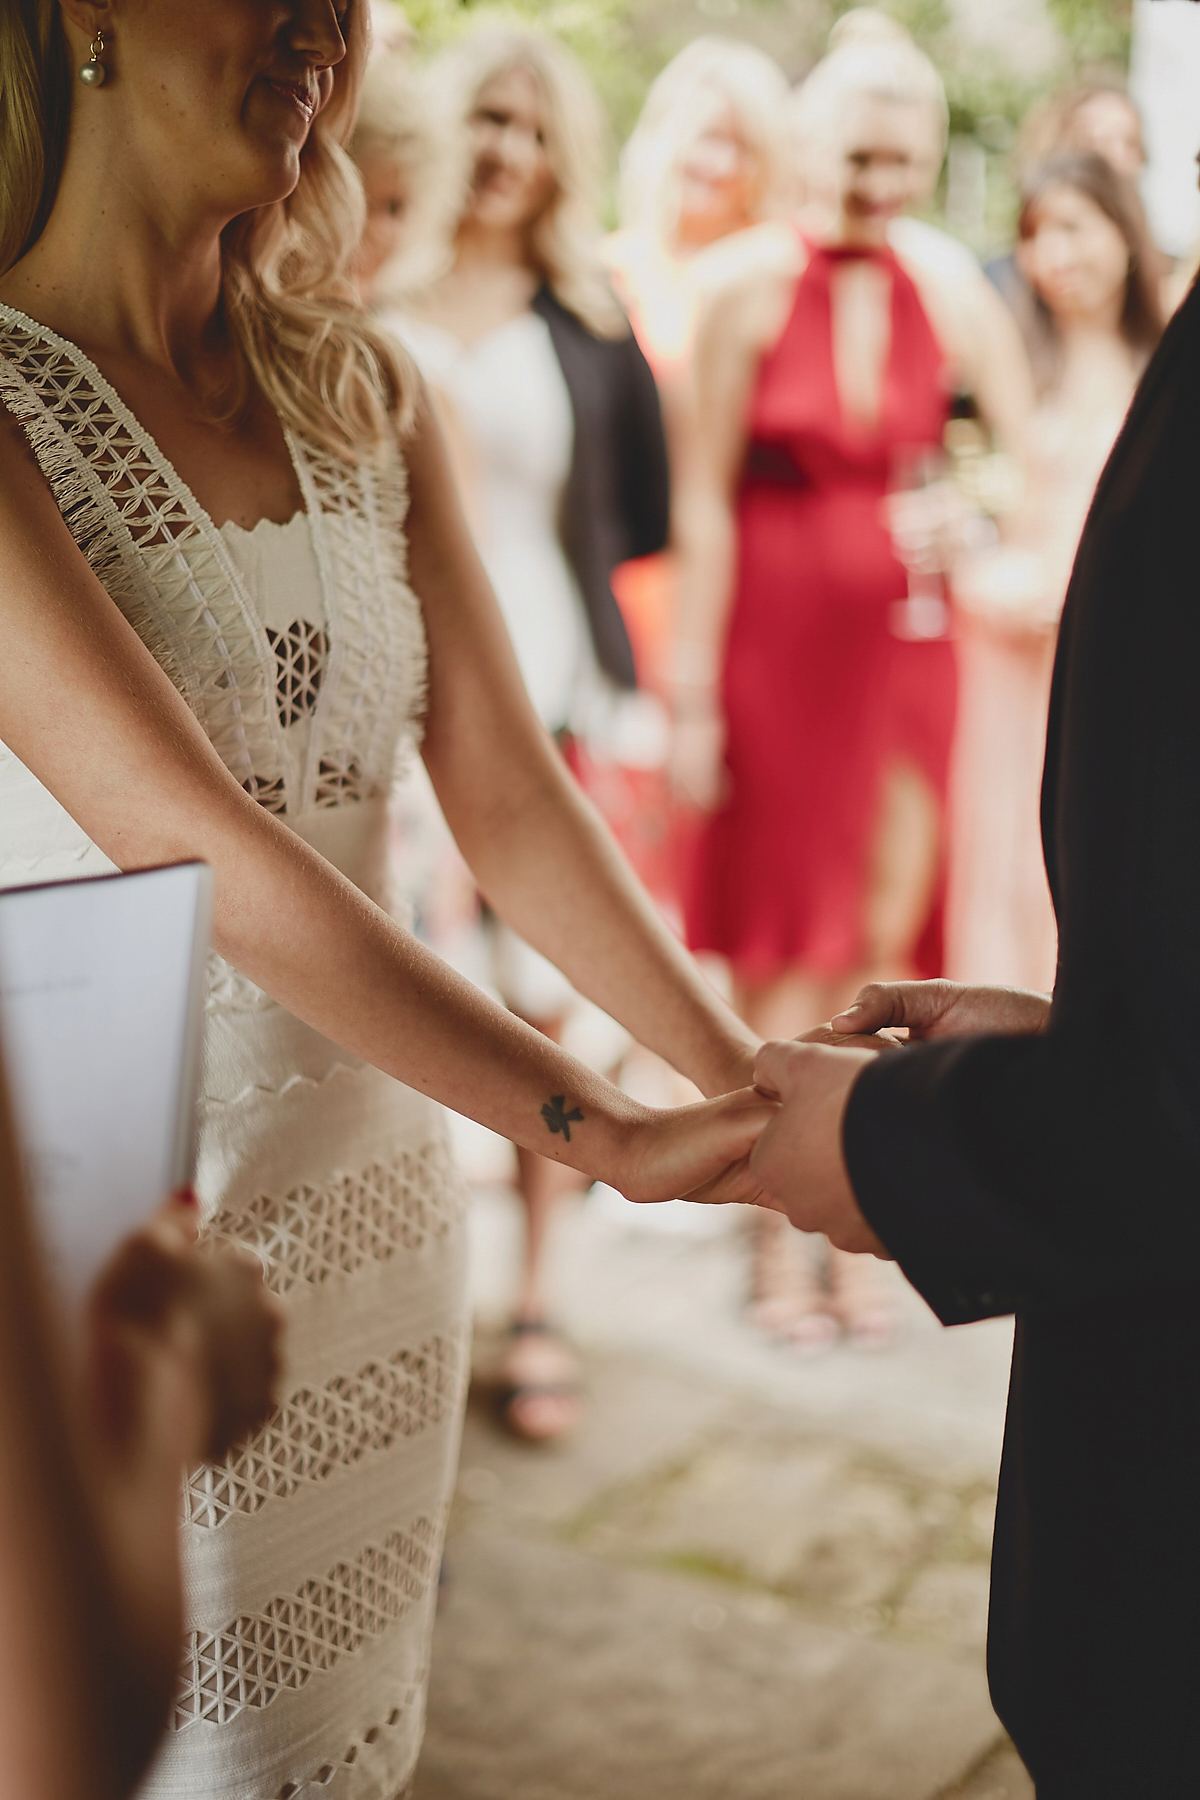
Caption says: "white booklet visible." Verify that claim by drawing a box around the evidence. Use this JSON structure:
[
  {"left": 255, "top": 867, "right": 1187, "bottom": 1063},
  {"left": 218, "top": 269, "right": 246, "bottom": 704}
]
[{"left": 0, "top": 863, "right": 213, "bottom": 1306}]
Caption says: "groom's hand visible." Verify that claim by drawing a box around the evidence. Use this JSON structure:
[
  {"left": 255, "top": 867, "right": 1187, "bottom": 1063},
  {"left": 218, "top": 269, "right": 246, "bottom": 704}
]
[
  {"left": 750, "top": 1040, "right": 891, "bottom": 1257},
  {"left": 831, "top": 979, "right": 1051, "bottom": 1042}
]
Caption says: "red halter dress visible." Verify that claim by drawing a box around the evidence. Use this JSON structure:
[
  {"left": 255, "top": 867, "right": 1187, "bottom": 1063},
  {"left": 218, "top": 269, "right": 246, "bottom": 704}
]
[{"left": 684, "top": 239, "right": 957, "bottom": 980}]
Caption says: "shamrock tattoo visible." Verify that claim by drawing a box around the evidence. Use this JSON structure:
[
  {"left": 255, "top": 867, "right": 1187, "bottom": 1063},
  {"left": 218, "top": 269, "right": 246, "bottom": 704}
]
[{"left": 542, "top": 1095, "right": 584, "bottom": 1142}]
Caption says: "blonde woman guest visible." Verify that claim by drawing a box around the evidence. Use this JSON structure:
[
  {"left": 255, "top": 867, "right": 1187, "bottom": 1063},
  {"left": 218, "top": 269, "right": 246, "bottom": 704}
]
[
  {"left": 0, "top": 7, "right": 774, "bottom": 1798},
  {"left": 385, "top": 27, "right": 674, "bottom": 1441},
  {"left": 347, "top": 54, "right": 476, "bottom": 521},
  {"left": 606, "top": 38, "right": 794, "bottom": 412},
  {"left": 347, "top": 52, "right": 467, "bottom": 306},
  {"left": 673, "top": 10, "right": 1033, "bottom": 1346},
  {"left": 603, "top": 37, "right": 794, "bottom": 711},
  {"left": 950, "top": 152, "right": 1164, "bottom": 992}
]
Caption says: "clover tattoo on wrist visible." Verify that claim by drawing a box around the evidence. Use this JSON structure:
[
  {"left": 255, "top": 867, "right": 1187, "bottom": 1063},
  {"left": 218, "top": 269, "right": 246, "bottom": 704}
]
[{"left": 542, "top": 1095, "right": 584, "bottom": 1142}]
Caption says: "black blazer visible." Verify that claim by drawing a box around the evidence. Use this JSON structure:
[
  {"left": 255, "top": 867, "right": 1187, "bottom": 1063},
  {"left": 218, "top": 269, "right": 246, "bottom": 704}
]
[
  {"left": 842, "top": 281, "right": 1200, "bottom": 1793},
  {"left": 531, "top": 286, "right": 669, "bottom": 690}
]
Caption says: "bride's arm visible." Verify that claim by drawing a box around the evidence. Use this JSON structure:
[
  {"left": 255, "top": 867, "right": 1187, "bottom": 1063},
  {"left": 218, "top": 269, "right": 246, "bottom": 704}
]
[
  {"left": 0, "top": 417, "right": 769, "bottom": 1204},
  {"left": 407, "top": 395, "right": 758, "bottom": 1100}
]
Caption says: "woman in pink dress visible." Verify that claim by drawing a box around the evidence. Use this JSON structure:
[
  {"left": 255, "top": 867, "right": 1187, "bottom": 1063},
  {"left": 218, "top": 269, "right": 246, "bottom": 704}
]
[
  {"left": 949, "top": 152, "right": 1163, "bottom": 990},
  {"left": 674, "top": 10, "right": 1033, "bottom": 1342}
]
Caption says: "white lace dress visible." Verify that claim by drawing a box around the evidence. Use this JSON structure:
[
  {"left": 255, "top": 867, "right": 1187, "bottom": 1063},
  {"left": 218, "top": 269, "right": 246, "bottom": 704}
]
[{"left": 0, "top": 306, "right": 469, "bottom": 1800}]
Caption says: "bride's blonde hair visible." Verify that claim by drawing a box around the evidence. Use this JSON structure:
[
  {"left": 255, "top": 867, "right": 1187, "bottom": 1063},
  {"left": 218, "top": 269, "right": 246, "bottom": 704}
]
[
  {"left": 0, "top": 0, "right": 417, "bottom": 461},
  {"left": 418, "top": 24, "right": 626, "bottom": 340}
]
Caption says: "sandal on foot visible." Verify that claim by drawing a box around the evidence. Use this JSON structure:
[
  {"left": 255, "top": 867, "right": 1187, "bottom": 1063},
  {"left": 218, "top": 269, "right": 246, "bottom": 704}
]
[
  {"left": 827, "top": 1247, "right": 896, "bottom": 1349},
  {"left": 746, "top": 1220, "right": 838, "bottom": 1353},
  {"left": 494, "top": 1320, "right": 584, "bottom": 1443}
]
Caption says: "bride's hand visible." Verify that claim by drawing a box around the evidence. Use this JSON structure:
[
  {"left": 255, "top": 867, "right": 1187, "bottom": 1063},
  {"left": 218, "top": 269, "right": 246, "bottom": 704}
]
[{"left": 614, "top": 1087, "right": 779, "bottom": 1207}]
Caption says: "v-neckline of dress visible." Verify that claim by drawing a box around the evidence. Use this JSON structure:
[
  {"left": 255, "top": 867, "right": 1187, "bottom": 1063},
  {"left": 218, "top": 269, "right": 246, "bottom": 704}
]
[
  {"left": 399, "top": 307, "right": 542, "bottom": 361},
  {"left": 0, "top": 301, "right": 309, "bottom": 539},
  {"left": 803, "top": 240, "right": 899, "bottom": 447}
]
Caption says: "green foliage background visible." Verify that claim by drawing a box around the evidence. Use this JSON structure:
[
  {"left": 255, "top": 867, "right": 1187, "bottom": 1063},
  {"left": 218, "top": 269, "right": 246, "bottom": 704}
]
[{"left": 381, "top": 0, "right": 1134, "bottom": 247}]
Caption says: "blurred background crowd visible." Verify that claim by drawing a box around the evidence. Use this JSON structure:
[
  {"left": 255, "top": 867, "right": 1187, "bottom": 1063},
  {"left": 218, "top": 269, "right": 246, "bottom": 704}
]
[
  {"left": 350, "top": 0, "right": 1193, "bottom": 1437},
  {"left": 4, "top": 2, "right": 1196, "bottom": 1794}
]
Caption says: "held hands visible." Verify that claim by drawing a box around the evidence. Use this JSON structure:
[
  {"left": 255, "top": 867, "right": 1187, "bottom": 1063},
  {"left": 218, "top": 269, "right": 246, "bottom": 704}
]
[
  {"left": 618, "top": 1086, "right": 780, "bottom": 1207},
  {"left": 745, "top": 981, "right": 1052, "bottom": 1253},
  {"left": 749, "top": 1039, "right": 890, "bottom": 1254}
]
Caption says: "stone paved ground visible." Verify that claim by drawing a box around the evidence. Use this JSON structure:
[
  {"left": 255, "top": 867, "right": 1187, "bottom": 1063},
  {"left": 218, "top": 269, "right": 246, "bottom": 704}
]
[{"left": 414, "top": 1187, "right": 1035, "bottom": 1800}]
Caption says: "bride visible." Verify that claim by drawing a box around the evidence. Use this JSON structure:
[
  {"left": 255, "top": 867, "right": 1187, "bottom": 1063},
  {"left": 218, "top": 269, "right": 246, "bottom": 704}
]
[{"left": 0, "top": 4, "right": 773, "bottom": 1798}]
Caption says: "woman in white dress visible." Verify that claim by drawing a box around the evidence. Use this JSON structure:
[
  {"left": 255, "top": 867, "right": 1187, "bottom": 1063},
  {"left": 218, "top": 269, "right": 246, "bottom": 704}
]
[
  {"left": 0, "top": 6, "right": 773, "bottom": 1799},
  {"left": 384, "top": 28, "right": 674, "bottom": 1441}
]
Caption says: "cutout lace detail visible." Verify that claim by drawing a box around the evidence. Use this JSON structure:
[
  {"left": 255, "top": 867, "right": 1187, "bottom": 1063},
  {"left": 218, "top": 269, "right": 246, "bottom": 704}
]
[
  {"left": 274, "top": 1693, "right": 422, "bottom": 1797},
  {"left": 174, "top": 1519, "right": 438, "bottom": 1729},
  {"left": 205, "top": 1142, "right": 464, "bottom": 1297},
  {"left": 244, "top": 771, "right": 289, "bottom": 815},
  {"left": 267, "top": 619, "right": 327, "bottom": 726},
  {"left": 289, "top": 437, "right": 428, "bottom": 810},
  {"left": 0, "top": 306, "right": 428, "bottom": 820},
  {"left": 314, "top": 751, "right": 371, "bottom": 809},
  {"left": 0, "top": 308, "right": 282, "bottom": 797},
  {"left": 184, "top": 1334, "right": 461, "bottom": 1528}
]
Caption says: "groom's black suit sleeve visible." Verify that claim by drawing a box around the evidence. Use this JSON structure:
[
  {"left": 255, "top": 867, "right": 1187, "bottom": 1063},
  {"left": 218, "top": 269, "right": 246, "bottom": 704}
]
[{"left": 843, "top": 277, "right": 1200, "bottom": 1326}]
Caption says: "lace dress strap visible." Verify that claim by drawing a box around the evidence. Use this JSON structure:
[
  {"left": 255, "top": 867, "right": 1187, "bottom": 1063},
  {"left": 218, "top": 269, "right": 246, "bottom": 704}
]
[
  {"left": 0, "top": 305, "right": 427, "bottom": 819},
  {"left": 0, "top": 302, "right": 285, "bottom": 801}
]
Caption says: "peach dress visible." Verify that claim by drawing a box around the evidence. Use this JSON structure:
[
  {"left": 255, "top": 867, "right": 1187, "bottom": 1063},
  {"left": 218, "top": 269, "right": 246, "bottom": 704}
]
[{"left": 948, "top": 382, "right": 1134, "bottom": 991}]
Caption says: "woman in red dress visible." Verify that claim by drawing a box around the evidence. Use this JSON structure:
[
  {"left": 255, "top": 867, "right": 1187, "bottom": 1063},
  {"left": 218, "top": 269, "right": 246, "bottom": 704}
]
[{"left": 674, "top": 9, "right": 1034, "bottom": 1341}]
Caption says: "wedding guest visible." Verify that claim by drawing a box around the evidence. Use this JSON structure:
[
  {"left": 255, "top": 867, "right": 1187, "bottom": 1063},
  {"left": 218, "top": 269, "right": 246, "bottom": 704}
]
[
  {"left": 748, "top": 256, "right": 1200, "bottom": 1790},
  {"left": 950, "top": 153, "right": 1163, "bottom": 990},
  {"left": 987, "top": 81, "right": 1168, "bottom": 339},
  {"left": 0, "top": 1048, "right": 280, "bottom": 1800},
  {"left": 605, "top": 38, "right": 793, "bottom": 430},
  {"left": 0, "top": 5, "right": 772, "bottom": 1795},
  {"left": 602, "top": 36, "right": 793, "bottom": 752},
  {"left": 383, "top": 26, "right": 673, "bottom": 1440},
  {"left": 347, "top": 51, "right": 465, "bottom": 305},
  {"left": 368, "top": 0, "right": 413, "bottom": 60},
  {"left": 1016, "top": 77, "right": 1146, "bottom": 186},
  {"left": 672, "top": 8, "right": 1032, "bottom": 1345}
]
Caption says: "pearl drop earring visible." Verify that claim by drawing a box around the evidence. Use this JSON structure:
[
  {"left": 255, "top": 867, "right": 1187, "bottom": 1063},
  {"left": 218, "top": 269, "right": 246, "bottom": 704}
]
[{"left": 79, "top": 28, "right": 107, "bottom": 86}]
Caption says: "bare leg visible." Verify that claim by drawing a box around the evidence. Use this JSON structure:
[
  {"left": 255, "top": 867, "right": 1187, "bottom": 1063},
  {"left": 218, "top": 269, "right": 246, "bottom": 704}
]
[
  {"left": 499, "top": 1014, "right": 586, "bottom": 1441},
  {"left": 857, "top": 758, "right": 940, "bottom": 987},
  {"left": 827, "top": 758, "right": 941, "bottom": 1341}
]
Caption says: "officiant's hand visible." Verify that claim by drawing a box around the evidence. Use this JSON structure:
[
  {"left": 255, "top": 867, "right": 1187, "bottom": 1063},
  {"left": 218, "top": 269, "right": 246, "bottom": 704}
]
[
  {"left": 749, "top": 1040, "right": 890, "bottom": 1256},
  {"left": 87, "top": 1196, "right": 283, "bottom": 1471},
  {"left": 81, "top": 1198, "right": 283, "bottom": 1780},
  {"left": 831, "top": 979, "right": 1051, "bottom": 1042}
]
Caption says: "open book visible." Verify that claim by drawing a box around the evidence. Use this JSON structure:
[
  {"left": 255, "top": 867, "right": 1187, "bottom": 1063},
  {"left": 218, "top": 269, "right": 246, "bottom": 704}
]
[{"left": 0, "top": 863, "right": 213, "bottom": 1306}]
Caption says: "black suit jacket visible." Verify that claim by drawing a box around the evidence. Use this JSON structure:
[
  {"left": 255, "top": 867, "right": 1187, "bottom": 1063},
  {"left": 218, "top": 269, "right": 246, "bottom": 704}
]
[
  {"left": 843, "top": 280, "right": 1200, "bottom": 1792},
  {"left": 532, "top": 287, "right": 669, "bottom": 690}
]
